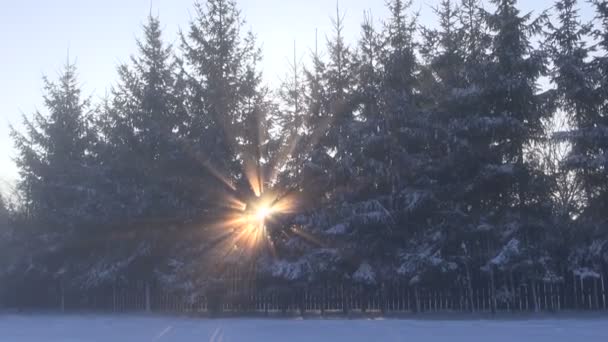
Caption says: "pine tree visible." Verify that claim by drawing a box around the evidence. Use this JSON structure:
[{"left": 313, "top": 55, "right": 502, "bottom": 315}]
[
  {"left": 10, "top": 61, "right": 99, "bottom": 288},
  {"left": 588, "top": 0, "right": 608, "bottom": 242},
  {"left": 571, "top": 0, "right": 608, "bottom": 218},
  {"left": 379, "top": 0, "right": 426, "bottom": 199},
  {"left": 282, "top": 5, "right": 359, "bottom": 201},
  {"left": 543, "top": 0, "right": 595, "bottom": 272},
  {"left": 379, "top": 0, "right": 421, "bottom": 181},
  {"left": 460, "top": 0, "right": 490, "bottom": 61},
  {"left": 299, "top": 32, "right": 331, "bottom": 196},
  {"left": 416, "top": 0, "right": 483, "bottom": 305},
  {"left": 555, "top": 0, "right": 608, "bottom": 279},
  {"left": 11, "top": 62, "right": 95, "bottom": 230},
  {"left": 382, "top": 0, "right": 418, "bottom": 101},
  {"left": 181, "top": 0, "right": 265, "bottom": 187},
  {"left": 267, "top": 5, "right": 396, "bottom": 290},
  {"left": 101, "top": 14, "right": 191, "bottom": 222},
  {"left": 439, "top": 0, "right": 490, "bottom": 253},
  {"left": 274, "top": 42, "right": 308, "bottom": 184},
  {"left": 479, "top": 0, "right": 553, "bottom": 311},
  {"left": 311, "top": 4, "right": 360, "bottom": 204},
  {"left": 166, "top": 0, "right": 270, "bottom": 292},
  {"left": 75, "top": 14, "right": 197, "bottom": 288},
  {"left": 356, "top": 12, "right": 382, "bottom": 121},
  {"left": 353, "top": 11, "right": 392, "bottom": 197},
  {"left": 379, "top": 0, "right": 445, "bottom": 288},
  {"left": 546, "top": 0, "right": 594, "bottom": 117},
  {"left": 485, "top": 0, "right": 549, "bottom": 205},
  {"left": 420, "top": 0, "right": 466, "bottom": 105}
]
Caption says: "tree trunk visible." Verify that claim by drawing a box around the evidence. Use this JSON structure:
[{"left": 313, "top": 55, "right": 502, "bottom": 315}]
[
  {"left": 60, "top": 280, "right": 65, "bottom": 313},
  {"left": 510, "top": 272, "right": 516, "bottom": 312},
  {"left": 543, "top": 281, "right": 547, "bottom": 311},
  {"left": 580, "top": 276, "right": 586, "bottom": 309},
  {"left": 299, "top": 289, "right": 305, "bottom": 316},
  {"left": 112, "top": 284, "right": 117, "bottom": 312},
  {"left": 573, "top": 273, "right": 578, "bottom": 310},
  {"left": 320, "top": 284, "right": 326, "bottom": 316},
  {"left": 601, "top": 273, "right": 606, "bottom": 310},
  {"left": 380, "top": 282, "right": 386, "bottom": 315},
  {"left": 145, "top": 283, "right": 151, "bottom": 312},
  {"left": 531, "top": 280, "right": 539, "bottom": 312},
  {"left": 414, "top": 285, "right": 421, "bottom": 313},
  {"left": 489, "top": 268, "right": 496, "bottom": 314},
  {"left": 341, "top": 284, "right": 349, "bottom": 316},
  {"left": 594, "top": 278, "right": 599, "bottom": 310}
]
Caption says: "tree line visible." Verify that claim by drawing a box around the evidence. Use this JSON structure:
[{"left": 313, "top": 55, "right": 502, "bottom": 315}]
[{"left": 1, "top": 0, "right": 607, "bottom": 311}]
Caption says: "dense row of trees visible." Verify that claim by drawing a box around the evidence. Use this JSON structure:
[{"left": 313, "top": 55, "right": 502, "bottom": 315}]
[{"left": 1, "top": 0, "right": 607, "bottom": 310}]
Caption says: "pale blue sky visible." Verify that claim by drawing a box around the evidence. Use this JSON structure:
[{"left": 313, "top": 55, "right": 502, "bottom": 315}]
[{"left": 0, "top": 0, "right": 597, "bottom": 192}]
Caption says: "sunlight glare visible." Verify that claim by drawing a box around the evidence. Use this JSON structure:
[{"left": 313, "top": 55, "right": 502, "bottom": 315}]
[{"left": 255, "top": 204, "right": 274, "bottom": 221}]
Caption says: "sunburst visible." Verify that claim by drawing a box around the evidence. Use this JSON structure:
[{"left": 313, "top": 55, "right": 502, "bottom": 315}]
[{"left": 182, "top": 96, "right": 335, "bottom": 271}]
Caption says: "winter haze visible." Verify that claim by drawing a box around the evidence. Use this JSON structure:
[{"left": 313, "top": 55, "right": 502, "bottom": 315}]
[
  {"left": 0, "top": 0, "right": 595, "bottom": 190},
  {"left": 2, "top": 0, "right": 608, "bottom": 340}
]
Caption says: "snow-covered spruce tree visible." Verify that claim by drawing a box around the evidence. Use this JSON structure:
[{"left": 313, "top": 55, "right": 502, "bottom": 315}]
[
  {"left": 261, "top": 5, "right": 401, "bottom": 304},
  {"left": 294, "top": 3, "right": 360, "bottom": 198},
  {"left": 256, "top": 50, "right": 312, "bottom": 308},
  {"left": 161, "top": 0, "right": 269, "bottom": 297},
  {"left": 474, "top": 0, "right": 554, "bottom": 312},
  {"left": 264, "top": 5, "right": 359, "bottom": 287},
  {"left": 546, "top": 0, "right": 595, "bottom": 128},
  {"left": 552, "top": 0, "right": 608, "bottom": 280},
  {"left": 419, "top": 0, "right": 466, "bottom": 106},
  {"left": 377, "top": 0, "right": 445, "bottom": 293},
  {"left": 349, "top": 10, "right": 401, "bottom": 283},
  {"left": 10, "top": 61, "right": 98, "bottom": 287},
  {"left": 444, "top": 1, "right": 501, "bottom": 302},
  {"left": 295, "top": 32, "right": 332, "bottom": 202},
  {"left": 253, "top": 30, "right": 332, "bottom": 308},
  {"left": 350, "top": 10, "right": 396, "bottom": 208},
  {"left": 80, "top": 14, "right": 193, "bottom": 289},
  {"left": 544, "top": 0, "right": 601, "bottom": 283},
  {"left": 355, "top": 12, "right": 383, "bottom": 124},
  {"left": 273, "top": 43, "right": 308, "bottom": 183},
  {"left": 413, "top": 0, "right": 486, "bottom": 309},
  {"left": 180, "top": 0, "right": 265, "bottom": 181},
  {"left": 583, "top": 0, "right": 608, "bottom": 218},
  {"left": 379, "top": 0, "right": 426, "bottom": 209},
  {"left": 305, "top": 4, "right": 408, "bottom": 294},
  {"left": 323, "top": 4, "right": 358, "bottom": 160}
]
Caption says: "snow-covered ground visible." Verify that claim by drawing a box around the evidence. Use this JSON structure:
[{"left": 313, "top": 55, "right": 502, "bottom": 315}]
[{"left": 1, "top": 314, "right": 608, "bottom": 341}]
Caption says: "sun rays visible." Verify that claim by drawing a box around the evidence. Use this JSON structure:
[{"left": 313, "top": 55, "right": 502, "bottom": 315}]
[{"left": 177, "top": 90, "right": 338, "bottom": 276}]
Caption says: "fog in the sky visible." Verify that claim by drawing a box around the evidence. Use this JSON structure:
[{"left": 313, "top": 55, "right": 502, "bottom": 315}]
[{"left": 0, "top": 0, "right": 597, "bottom": 193}]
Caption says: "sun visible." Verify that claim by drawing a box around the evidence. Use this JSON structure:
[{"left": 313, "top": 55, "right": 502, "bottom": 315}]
[
  {"left": 255, "top": 204, "right": 274, "bottom": 221},
  {"left": 208, "top": 187, "right": 298, "bottom": 258}
]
